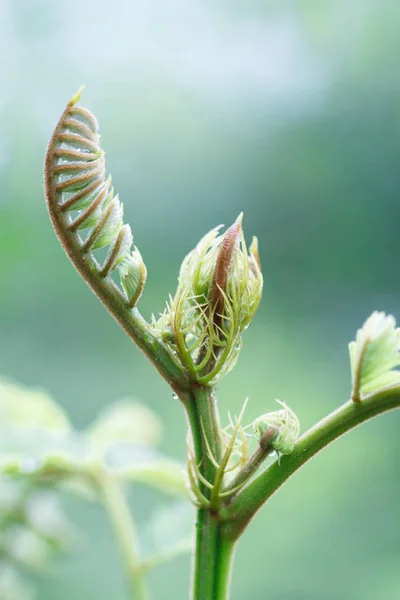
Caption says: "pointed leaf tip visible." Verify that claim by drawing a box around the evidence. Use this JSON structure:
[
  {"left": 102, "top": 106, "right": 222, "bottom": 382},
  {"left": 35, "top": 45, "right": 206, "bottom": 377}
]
[
  {"left": 235, "top": 212, "right": 244, "bottom": 226},
  {"left": 69, "top": 85, "right": 86, "bottom": 107},
  {"left": 249, "top": 236, "right": 260, "bottom": 268},
  {"left": 211, "top": 219, "right": 242, "bottom": 316}
]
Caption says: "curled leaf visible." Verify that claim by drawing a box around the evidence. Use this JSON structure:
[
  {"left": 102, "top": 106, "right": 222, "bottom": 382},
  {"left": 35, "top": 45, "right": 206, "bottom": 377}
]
[{"left": 44, "top": 89, "right": 146, "bottom": 308}]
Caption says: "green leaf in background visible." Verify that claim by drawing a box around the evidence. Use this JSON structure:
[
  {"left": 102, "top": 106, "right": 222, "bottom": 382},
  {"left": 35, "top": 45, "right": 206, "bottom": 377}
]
[
  {"left": 0, "top": 379, "right": 90, "bottom": 475},
  {"left": 0, "top": 382, "right": 187, "bottom": 496},
  {"left": 0, "top": 378, "right": 189, "bottom": 596},
  {"left": 87, "top": 399, "right": 162, "bottom": 450},
  {"left": 140, "top": 501, "right": 193, "bottom": 569},
  {"left": 0, "top": 564, "right": 34, "bottom": 600},
  {"left": 0, "top": 478, "right": 75, "bottom": 600},
  {"left": 0, "top": 380, "right": 70, "bottom": 433},
  {"left": 25, "top": 490, "right": 74, "bottom": 549},
  {"left": 87, "top": 399, "right": 187, "bottom": 495},
  {"left": 1, "top": 525, "right": 51, "bottom": 571},
  {"left": 112, "top": 454, "right": 187, "bottom": 496},
  {"left": 349, "top": 311, "right": 400, "bottom": 399}
]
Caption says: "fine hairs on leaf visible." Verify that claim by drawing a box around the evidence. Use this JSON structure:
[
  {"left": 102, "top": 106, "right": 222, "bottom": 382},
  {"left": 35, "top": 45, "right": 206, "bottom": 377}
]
[
  {"left": 152, "top": 215, "right": 263, "bottom": 386},
  {"left": 44, "top": 87, "right": 146, "bottom": 309},
  {"left": 44, "top": 89, "right": 189, "bottom": 393},
  {"left": 37, "top": 91, "right": 400, "bottom": 600},
  {"left": 349, "top": 311, "right": 400, "bottom": 401}
]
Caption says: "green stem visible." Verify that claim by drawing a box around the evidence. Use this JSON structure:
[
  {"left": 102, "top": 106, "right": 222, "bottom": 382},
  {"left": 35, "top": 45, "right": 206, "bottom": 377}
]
[
  {"left": 224, "top": 427, "right": 277, "bottom": 494},
  {"left": 99, "top": 472, "right": 149, "bottom": 600},
  {"left": 214, "top": 534, "right": 237, "bottom": 600},
  {"left": 184, "top": 385, "right": 224, "bottom": 600},
  {"left": 221, "top": 387, "right": 400, "bottom": 539},
  {"left": 192, "top": 509, "right": 220, "bottom": 599},
  {"left": 192, "top": 515, "right": 236, "bottom": 600},
  {"left": 45, "top": 118, "right": 188, "bottom": 395}
]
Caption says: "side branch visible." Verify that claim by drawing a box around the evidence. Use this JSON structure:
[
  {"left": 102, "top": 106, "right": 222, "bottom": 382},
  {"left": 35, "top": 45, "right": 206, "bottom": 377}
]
[{"left": 221, "top": 387, "right": 400, "bottom": 539}]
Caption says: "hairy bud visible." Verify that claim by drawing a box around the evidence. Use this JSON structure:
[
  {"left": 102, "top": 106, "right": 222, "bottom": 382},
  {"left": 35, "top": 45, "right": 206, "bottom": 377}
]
[
  {"left": 153, "top": 214, "right": 263, "bottom": 384},
  {"left": 253, "top": 401, "right": 300, "bottom": 456}
]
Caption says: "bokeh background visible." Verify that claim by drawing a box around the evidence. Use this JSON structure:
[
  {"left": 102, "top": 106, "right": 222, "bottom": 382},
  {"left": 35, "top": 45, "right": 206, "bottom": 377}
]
[{"left": 1, "top": 1, "right": 400, "bottom": 598}]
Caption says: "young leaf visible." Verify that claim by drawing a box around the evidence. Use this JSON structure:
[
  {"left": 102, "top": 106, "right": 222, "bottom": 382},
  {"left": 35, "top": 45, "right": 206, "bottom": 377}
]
[
  {"left": 153, "top": 215, "right": 263, "bottom": 385},
  {"left": 44, "top": 89, "right": 146, "bottom": 309},
  {"left": 349, "top": 311, "right": 400, "bottom": 401}
]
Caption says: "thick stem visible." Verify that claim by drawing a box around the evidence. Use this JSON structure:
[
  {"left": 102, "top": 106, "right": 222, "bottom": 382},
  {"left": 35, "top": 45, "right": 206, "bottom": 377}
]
[
  {"left": 184, "top": 385, "right": 223, "bottom": 600},
  {"left": 192, "top": 514, "right": 237, "bottom": 600},
  {"left": 192, "top": 510, "right": 220, "bottom": 599},
  {"left": 214, "top": 534, "right": 237, "bottom": 600},
  {"left": 99, "top": 472, "right": 149, "bottom": 600},
  {"left": 221, "top": 387, "right": 400, "bottom": 539}
]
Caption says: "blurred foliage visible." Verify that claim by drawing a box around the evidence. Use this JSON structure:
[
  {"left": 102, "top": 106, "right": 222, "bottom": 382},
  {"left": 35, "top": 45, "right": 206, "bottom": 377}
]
[
  {"left": 0, "top": 378, "right": 190, "bottom": 598},
  {"left": 1, "top": 0, "right": 400, "bottom": 598},
  {"left": 0, "top": 479, "right": 74, "bottom": 600},
  {"left": 0, "top": 381, "right": 74, "bottom": 600}
]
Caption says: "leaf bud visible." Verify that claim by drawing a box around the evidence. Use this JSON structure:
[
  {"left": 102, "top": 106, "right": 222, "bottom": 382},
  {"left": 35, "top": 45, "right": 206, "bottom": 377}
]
[
  {"left": 252, "top": 401, "right": 300, "bottom": 456},
  {"left": 154, "top": 215, "right": 263, "bottom": 384}
]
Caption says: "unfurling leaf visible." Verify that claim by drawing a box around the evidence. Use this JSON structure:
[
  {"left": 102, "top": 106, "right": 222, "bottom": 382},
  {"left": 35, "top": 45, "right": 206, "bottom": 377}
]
[
  {"left": 349, "top": 311, "right": 400, "bottom": 401},
  {"left": 44, "top": 88, "right": 146, "bottom": 309}
]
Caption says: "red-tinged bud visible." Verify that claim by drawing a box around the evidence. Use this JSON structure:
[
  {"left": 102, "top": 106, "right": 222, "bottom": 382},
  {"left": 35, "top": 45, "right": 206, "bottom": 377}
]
[
  {"left": 211, "top": 219, "right": 242, "bottom": 327},
  {"left": 152, "top": 214, "right": 263, "bottom": 385}
]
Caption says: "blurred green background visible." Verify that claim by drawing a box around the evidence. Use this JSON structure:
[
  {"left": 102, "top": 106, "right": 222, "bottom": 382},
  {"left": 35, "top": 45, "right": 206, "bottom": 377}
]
[{"left": 1, "top": 0, "right": 400, "bottom": 598}]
